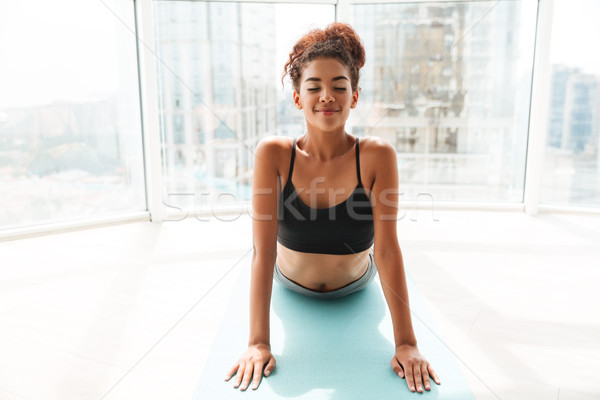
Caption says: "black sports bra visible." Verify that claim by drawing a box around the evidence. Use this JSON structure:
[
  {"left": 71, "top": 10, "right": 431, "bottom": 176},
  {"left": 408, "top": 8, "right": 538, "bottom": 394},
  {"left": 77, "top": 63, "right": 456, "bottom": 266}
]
[{"left": 277, "top": 137, "right": 374, "bottom": 255}]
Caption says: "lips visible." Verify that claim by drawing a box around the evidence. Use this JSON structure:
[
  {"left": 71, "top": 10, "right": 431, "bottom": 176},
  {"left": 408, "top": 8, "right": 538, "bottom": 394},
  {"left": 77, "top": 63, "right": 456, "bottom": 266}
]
[{"left": 316, "top": 109, "right": 339, "bottom": 116}]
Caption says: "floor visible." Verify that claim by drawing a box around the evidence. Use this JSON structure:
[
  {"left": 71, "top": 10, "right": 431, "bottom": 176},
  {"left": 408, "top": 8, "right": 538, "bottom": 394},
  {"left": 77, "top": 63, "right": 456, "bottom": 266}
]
[{"left": 0, "top": 210, "right": 599, "bottom": 400}]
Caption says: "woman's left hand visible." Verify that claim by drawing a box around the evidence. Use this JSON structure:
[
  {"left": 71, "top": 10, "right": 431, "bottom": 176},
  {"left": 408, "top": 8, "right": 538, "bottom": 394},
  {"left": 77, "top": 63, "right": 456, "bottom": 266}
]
[{"left": 391, "top": 344, "right": 441, "bottom": 393}]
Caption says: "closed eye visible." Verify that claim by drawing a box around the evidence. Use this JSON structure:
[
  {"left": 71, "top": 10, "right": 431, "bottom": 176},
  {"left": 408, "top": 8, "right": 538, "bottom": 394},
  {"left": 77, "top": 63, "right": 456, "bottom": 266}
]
[{"left": 307, "top": 87, "right": 347, "bottom": 91}]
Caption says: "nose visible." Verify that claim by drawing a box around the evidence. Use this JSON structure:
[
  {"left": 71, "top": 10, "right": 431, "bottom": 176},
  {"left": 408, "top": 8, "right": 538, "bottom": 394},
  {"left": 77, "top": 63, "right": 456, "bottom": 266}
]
[{"left": 319, "top": 89, "right": 335, "bottom": 103}]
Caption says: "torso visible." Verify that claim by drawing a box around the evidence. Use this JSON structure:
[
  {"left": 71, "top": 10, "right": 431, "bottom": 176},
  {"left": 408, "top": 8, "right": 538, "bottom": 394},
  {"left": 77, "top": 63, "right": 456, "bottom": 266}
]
[{"left": 275, "top": 134, "right": 375, "bottom": 292}]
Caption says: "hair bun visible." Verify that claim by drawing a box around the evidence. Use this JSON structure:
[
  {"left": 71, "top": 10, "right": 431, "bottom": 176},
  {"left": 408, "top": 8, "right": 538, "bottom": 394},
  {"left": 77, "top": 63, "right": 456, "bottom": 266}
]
[
  {"left": 282, "top": 22, "right": 366, "bottom": 91},
  {"left": 323, "top": 23, "right": 365, "bottom": 70}
]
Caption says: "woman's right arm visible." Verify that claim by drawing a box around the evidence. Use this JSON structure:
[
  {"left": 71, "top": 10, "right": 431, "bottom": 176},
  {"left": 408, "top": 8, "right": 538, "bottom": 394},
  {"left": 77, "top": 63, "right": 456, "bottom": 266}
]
[{"left": 224, "top": 137, "right": 281, "bottom": 391}]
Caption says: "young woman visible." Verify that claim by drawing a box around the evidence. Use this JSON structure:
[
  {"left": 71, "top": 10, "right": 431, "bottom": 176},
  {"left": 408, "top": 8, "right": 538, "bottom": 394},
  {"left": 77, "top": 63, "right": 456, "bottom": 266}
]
[{"left": 224, "top": 22, "right": 440, "bottom": 394}]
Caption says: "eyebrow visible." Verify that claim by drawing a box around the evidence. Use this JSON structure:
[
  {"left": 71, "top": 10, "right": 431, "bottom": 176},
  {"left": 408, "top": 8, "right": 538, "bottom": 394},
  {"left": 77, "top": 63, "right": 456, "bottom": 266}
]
[{"left": 303, "top": 76, "right": 349, "bottom": 83}]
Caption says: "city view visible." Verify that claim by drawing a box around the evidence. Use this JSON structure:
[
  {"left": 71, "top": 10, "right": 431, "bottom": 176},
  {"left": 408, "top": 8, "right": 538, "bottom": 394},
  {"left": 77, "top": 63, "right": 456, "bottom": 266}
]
[
  {"left": 0, "top": 0, "right": 599, "bottom": 230},
  {"left": 155, "top": 1, "right": 539, "bottom": 209}
]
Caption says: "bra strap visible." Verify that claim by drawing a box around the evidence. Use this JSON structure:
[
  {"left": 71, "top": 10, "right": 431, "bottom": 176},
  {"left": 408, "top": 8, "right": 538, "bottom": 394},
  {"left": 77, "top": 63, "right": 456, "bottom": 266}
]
[
  {"left": 286, "top": 138, "right": 297, "bottom": 185},
  {"left": 355, "top": 137, "right": 362, "bottom": 186}
]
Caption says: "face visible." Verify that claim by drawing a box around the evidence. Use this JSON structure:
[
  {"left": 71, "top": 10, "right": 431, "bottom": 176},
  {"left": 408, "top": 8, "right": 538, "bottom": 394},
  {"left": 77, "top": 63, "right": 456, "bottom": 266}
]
[{"left": 293, "top": 58, "right": 359, "bottom": 133}]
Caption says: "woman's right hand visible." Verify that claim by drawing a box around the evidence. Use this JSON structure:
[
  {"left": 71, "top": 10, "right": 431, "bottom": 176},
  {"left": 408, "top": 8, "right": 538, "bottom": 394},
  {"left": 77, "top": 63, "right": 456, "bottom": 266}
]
[{"left": 224, "top": 343, "right": 276, "bottom": 391}]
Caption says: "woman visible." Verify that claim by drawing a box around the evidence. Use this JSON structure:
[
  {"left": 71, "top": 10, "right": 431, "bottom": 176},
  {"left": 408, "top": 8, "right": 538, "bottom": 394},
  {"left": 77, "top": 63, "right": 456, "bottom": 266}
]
[{"left": 224, "top": 22, "right": 440, "bottom": 394}]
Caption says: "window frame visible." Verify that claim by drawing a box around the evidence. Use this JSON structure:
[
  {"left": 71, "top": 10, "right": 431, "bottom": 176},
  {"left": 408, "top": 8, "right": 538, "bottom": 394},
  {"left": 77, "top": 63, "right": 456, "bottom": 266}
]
[
  {"left": 144, "top": 0, "right": 598, "bottom": 222},
  {"left": 6, "top": 0, "right": 600, "bottom": 242}
]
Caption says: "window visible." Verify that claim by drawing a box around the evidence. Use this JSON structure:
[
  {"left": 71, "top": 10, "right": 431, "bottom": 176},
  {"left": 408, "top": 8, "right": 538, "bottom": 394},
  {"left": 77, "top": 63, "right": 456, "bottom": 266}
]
[
  {"left": 2, "top": 0, "right": 597, "bottom": 234},
  {"left": 541, "top": 0, "right": 600, "bottom": 207},
  {"left": 349, "top": 1, "right": 537, "bottom": 202},
  {"left": 0, "top": 0, "right": 145, "bottom": 231},
  {"left": 153, "top": 1, "right": 334, "bottom": 216}
]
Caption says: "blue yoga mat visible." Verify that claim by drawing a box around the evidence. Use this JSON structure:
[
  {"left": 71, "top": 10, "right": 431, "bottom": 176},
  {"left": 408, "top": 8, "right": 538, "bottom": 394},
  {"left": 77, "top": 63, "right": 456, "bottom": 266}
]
[{"left": 194, "top": 252, "right": 475, "bottom": 399}]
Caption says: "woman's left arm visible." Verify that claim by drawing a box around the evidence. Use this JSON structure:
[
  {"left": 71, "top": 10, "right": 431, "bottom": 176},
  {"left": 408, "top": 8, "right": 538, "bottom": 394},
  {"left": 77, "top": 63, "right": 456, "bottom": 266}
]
[{"left": 367, "top": 138, "right": 441, "bottom": 393}]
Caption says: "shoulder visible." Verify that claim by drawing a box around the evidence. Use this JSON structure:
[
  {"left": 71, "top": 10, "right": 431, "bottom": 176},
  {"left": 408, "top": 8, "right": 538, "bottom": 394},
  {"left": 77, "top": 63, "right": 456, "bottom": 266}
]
[
  {"left": 255, "top": 135, "right": 292, "bottom": 155},
  {"left": 359, "top": 135, "right": 397, "bottom": 171},
  {"left": 359, "top": 135, "right": 394, "bottom": 153},
  {"left": 256, "top": 135, "right": 294, "bottom": 155},
  {"left": 254, "top": 135, "right": 294, "bottom": 163},
  {"left": 254, "top": 135, "right": 295, "bottom": 179}
]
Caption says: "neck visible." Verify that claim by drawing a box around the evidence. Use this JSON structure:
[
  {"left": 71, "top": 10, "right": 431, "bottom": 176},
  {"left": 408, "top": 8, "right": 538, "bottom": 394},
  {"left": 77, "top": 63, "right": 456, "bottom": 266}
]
[{"left": 300, "top": 129, "right": 353, "bottom": 161}]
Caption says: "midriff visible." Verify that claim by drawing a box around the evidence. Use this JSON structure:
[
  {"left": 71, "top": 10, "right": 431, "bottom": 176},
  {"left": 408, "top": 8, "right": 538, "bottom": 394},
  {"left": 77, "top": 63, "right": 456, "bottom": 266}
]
[{"left": 276, "top": 242, "right": 372, "bottom": 292}]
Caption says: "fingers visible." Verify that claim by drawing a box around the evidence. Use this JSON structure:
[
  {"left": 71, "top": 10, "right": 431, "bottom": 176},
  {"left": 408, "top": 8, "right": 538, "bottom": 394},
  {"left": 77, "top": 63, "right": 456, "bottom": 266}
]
[
  {"left": 428, "top": 363, "right": 441, "bottom": 385},
  {"left": 224, "top": 362, "right": 238, "bottom": 382},
  {"left": 239, "top": 362, "right": 255, "bottom": 391},
  {"left": 392, "top": 356, "right": 417, "bottom": 392},
  {"left": 394, "top": 359, "right": 420, "bottom": 393},
  {"left": 421, "top": 363, "right": 432, "bottom": 391},
  {"left": 231, "top": 362, "right": 246, "bottom": 388},
  {"left": 393, "top": 354, "right": 441, "bottom": 393},
  {"left": 226, "top": 351, "right": 276, "bottom": 391},
  {"left": 390, "top": 357, "right": 404, "bottom": 378},
  {"left": 264, "top": 356, "right": 276, "bottom": 377},
  {"left": 405, "top": 363, "right": 416, "bottom": 393},
  {"left": 248, "top": 361, "right": 263, "bottom": 390},
  {"left": 233, "top": 360, "right": 274, "bottom": 391},
  {"left": 407, "top": 362, "right": 440, "bottom": 393},
  {"left": 413, "top": 364, "right": 423, "bottom": 393}
]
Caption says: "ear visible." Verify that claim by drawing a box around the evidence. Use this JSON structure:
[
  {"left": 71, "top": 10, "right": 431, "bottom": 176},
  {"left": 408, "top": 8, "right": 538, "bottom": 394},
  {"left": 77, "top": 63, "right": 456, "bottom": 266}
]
[
  {"left": 293, "top": 90, "right": 303, "bottom": 110},
  {"left": 350, "top": 90, "right": 359, "bottom": 109}
]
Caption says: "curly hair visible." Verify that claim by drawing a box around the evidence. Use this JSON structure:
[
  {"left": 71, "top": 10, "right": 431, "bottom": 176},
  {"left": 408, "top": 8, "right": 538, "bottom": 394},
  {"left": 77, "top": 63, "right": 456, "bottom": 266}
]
[{"left": 282, "top": 22, "right": 366, "bottom": 93}]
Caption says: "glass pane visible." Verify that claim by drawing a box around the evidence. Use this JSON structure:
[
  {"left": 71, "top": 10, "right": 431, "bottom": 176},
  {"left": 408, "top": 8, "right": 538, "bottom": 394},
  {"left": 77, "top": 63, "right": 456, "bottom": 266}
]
[
  {"left": 0, "top": 0, "right": 146, "bottom": 230},
  {"left": 153, "top": 1, "right": 334, "bottom": 217},
  {"left": 541, "top": 0, "right": 600, "bottom": 207},
  {"left": 350, "top": 1, "right": 537, "bottom": 203}
]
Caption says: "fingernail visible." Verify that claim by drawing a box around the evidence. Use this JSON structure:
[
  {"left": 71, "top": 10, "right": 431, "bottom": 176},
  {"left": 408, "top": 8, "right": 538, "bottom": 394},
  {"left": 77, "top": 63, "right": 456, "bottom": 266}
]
[{"left": 265, "top": 370, "right": 270, "bottom": 376}]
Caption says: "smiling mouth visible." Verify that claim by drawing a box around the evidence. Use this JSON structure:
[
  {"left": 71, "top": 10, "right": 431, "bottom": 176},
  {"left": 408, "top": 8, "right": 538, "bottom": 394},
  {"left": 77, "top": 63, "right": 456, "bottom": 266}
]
[{"left": 317, "top": 109, "right": 339, "bottom": 115}]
